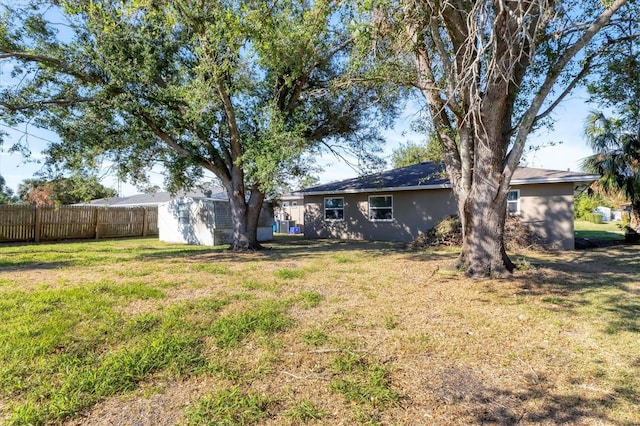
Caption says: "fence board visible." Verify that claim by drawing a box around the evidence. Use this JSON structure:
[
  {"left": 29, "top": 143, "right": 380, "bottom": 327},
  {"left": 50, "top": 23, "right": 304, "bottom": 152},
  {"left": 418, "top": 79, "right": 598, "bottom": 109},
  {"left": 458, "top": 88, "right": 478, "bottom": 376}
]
[{"left": 0, "top": 205, "right": 158, "bottom": 243}]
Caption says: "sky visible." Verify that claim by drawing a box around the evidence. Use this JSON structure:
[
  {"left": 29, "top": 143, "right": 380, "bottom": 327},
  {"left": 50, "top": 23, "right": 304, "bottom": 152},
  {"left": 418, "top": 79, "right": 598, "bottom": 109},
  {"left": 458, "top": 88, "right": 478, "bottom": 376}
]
[{"left": 0, "top": 92, "right": 597, "bottom": 197}]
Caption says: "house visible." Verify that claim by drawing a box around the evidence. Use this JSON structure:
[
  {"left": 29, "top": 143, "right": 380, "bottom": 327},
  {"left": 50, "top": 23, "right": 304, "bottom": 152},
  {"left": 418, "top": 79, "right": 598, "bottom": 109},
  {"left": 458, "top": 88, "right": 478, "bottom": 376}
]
[
  {"left": 302, "top": 162, "right": 600, "bottom": 249},
  {"left": 274, "top": 192, "right": 305, "bottom": 233},
  {"left": 158, "top": 193, "right": 274, "bottom": 246}
]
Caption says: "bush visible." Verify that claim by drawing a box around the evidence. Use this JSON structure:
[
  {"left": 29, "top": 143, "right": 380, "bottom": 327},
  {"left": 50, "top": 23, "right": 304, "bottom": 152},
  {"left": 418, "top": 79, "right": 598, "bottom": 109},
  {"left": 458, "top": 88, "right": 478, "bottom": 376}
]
[
  {"left": 585, "top": 212, "right": 603, "bottom": 224},
  {"left": 574, "top": 193, "right": 612, "bottom": 220},
  {"left": 619, "top": 211, "right": 631, "bottom": 230}
]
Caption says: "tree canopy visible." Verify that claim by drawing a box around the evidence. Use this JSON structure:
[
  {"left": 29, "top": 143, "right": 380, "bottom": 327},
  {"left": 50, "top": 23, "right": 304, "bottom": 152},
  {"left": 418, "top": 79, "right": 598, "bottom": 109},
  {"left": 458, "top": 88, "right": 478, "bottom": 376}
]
[
  {"left": 0, "top": 174, "right": 17, "bottom": 204},
  {"left": 583, "top": 112, "right": 640, "bottom": 229},
  {"left": 17, "top": 175, "right": 117, "bottom": 206},
  {"left": 391, "top": 132, "right": 444, "bottom": 169},
  {"left": 0, "top": 0, "right": 396, "bottom": 248}
]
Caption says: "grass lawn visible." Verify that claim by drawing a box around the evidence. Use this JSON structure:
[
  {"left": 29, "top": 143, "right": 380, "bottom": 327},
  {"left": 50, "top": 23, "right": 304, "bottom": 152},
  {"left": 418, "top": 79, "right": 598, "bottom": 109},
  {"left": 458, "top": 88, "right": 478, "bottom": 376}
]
[
  {"left": 1, "top": 236, "right": 639, "bottom": 425},
  {"left": 575, "top": 220, "right": 626, "bottom": 241}
]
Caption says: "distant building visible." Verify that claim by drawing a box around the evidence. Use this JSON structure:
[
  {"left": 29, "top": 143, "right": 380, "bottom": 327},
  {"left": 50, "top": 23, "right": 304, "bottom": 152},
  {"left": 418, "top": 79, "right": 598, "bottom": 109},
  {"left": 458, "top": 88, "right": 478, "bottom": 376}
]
[
  {"left": 274, "top": 192, "right": 304, "bottom": 233},
  {"left": 84, "top": 187, "right": 274, "bottom": 246}
]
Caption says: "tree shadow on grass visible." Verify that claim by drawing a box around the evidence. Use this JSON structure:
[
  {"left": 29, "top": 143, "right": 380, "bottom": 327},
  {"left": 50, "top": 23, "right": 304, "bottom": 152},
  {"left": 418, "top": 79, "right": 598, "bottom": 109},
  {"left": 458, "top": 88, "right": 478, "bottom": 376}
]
[
  {"left": 454, "top": 246, "right": 640, "bottom": 424},
  {"left": 429, "top": 365, "right": 638, "bottom": 425},
  {"left": 142, "top": 236, "right": 416, "bottom": 263},
  {"left": 470, "top": 384, "right": 633, "bottom": 425},
  {"left": 516, "top": 246, "right": 640, "bottom": 334},
  {"left": 0, "top": 260, "right": 75, "bottom": 271},
  {"left": 1, "top": 236, "right": 443, "bottom": 272}
]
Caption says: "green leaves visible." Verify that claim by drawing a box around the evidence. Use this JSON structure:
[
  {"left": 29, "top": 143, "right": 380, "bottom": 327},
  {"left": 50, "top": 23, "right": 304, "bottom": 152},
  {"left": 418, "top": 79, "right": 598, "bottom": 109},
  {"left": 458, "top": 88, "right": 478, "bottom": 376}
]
[
  {"left": 1, "top": 0, "right": 396, "bottom": 245},
  {"left": 583, "top": 110, "right": 640, "bottom": 226}
]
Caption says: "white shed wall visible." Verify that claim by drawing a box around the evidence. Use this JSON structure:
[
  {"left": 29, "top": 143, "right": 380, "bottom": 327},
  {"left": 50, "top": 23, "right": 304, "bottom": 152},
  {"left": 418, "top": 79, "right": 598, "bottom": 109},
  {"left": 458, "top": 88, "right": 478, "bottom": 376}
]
[
  {"left": 159, "top": 197, "right": 274, "bottom": 246},
  {"left": 159, "top": 198, "right": 217, "bottom": 245}
]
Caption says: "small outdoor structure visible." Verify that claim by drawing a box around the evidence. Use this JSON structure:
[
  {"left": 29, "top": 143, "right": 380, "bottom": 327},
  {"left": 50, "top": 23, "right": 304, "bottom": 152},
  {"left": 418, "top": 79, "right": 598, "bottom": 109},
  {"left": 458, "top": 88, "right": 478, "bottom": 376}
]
[
  {"left": 158, "top": 194, "right": 274, "bottom": 246},
  {"left": 593, "top": 206, "right": 612, "bottom": 222},
  {"left": 302, "top": 162, "right": 600, "bottom": 250},
  {"left": 274, "top": 192, "right": 305, "bottom": 234}
]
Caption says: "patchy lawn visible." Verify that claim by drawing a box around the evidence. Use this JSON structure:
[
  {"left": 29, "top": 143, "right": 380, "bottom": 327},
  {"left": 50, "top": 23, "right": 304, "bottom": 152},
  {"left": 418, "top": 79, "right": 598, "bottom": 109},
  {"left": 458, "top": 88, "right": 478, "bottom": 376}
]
[
  {"left": 0, "top": 237, "right": 639, "bottom": 425},
  {"left": 575, "top": 220, "right": 626, "bottom": 242}
]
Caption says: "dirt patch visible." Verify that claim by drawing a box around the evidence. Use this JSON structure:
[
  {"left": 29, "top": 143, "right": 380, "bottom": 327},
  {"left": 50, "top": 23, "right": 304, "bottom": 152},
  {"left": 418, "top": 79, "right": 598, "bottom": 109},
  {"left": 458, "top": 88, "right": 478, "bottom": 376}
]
[{"left": 64, "top": 377, "right": 220, "bottom": 426}]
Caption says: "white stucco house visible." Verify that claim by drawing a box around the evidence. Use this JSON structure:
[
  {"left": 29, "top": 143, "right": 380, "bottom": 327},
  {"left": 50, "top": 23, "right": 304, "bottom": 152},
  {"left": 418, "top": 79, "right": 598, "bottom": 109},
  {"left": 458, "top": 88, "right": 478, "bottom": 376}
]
[{"left": 158, "top": 190, "right": 274, "bottom": 246}]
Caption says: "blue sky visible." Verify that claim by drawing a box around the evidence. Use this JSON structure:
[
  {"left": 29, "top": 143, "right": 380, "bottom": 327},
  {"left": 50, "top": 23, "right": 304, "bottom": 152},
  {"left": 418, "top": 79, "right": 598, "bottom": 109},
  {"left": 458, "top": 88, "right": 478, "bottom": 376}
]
[
  {"left": 318, "top": 92, "right": 597, "bottom": 184},
  {"left": 1, "top": 92, "right": 596, "bottom": 197}
]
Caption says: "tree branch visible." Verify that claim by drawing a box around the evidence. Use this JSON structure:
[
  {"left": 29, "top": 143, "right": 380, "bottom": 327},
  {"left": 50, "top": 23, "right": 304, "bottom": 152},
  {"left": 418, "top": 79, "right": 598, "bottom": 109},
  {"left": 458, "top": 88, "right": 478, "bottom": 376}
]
[
  {"left": 136, "top": 112, "right": 213, "bottom": 173},
  {"left": 0, "top": 51, "right": 104, "bottom": 85},
  {"left": 505, "top": 0, "right": 630, "bottom": 184},
  {"left": 282, "top": 38, "right": 353, "bottom": 114},
  {"left": 533, "top": 33, "right": 640, "bottom": 125},
  {"left": 0, "top": 97, "right": 94, "bottom": 111}
]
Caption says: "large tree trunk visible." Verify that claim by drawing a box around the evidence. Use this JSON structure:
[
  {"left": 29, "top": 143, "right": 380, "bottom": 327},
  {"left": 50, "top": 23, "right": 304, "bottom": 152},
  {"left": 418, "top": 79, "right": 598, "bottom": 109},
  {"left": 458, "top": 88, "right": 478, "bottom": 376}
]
[
  {"left": 630, "top": 201, "right": 640, "bottom": 231},
  {"left": 402, "top": 1, "right": 628, "bottom": 278},
  {"left": 451, "top": 112, "right": 517, "bottom": 277},
  {"left": 227, "top": 192, "right": 264, "bottom": 250},
  {"left": 457, "top": 183, "right": 516, "bottom": 277},
  {"left": 223, "top": 167, "right": 266, "bottom": 250}
]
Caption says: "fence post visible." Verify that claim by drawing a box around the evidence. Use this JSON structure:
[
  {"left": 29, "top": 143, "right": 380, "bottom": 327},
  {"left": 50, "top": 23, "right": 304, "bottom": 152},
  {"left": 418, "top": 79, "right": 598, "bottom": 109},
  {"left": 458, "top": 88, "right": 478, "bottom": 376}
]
[
  {"left": 142, "top": 208, "right": 148, "bottom": 237},
  {"left": 34, "top": 206, "right": 41, "bottom": 243},
  {"left": 95, "top": 208, "right": 100, "bottom": 239}
]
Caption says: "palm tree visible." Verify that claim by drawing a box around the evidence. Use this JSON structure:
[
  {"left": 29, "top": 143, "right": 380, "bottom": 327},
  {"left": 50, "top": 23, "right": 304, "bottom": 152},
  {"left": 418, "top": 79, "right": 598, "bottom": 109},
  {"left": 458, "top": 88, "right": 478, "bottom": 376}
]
[{"left": 582, "top": 111, "right": 640, "bottom": 231}]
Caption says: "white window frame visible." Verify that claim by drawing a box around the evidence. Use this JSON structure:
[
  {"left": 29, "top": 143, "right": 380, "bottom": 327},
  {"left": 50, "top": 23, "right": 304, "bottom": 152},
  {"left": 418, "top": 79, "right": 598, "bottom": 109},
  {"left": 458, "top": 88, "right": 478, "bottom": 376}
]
[
  {"left": 292, "top": 201, "right": 298, "bottom": 208},
  {"left": 368, "top": 195, "right": 393, "bottom": 222},
  {"left": 177, "top": 204, "right": 190, "bottom": 224},
  {"left": 282, "top": 201, "right": 289, "bottom": 207},
  {"left": 507, "top": 189, "right": 520, "bottom": 215},
  {"left": 324, "top": 197, "right": 344, "bottom": 221}
]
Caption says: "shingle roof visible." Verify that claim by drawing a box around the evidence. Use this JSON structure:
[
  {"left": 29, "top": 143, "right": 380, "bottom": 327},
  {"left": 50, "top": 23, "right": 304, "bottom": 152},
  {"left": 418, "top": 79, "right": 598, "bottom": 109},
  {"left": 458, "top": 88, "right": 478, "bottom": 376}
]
[
  {"left": 83, "top": 187, "right": 228, "bottom": 207},
  {"left": 302, "top": 162, "right": 599, "bottom": 195}
]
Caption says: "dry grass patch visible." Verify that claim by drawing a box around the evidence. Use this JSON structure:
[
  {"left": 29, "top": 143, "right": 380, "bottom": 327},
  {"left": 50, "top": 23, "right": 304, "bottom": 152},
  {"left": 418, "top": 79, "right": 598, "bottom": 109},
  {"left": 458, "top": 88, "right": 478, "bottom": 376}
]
[{"left": 1, "top": 238, "right": 639, "bottom": 425}]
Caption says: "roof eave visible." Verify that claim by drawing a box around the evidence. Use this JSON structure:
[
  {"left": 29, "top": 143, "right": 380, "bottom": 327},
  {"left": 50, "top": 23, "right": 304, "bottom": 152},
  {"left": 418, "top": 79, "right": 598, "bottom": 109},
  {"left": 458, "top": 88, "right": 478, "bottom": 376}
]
[
  {"left": 302, "top": 175, "right": 600, "bottom": 196},
  {"left": 510, "top": 175, "right": 600, "bottom": 186},
  {"left": 301, "top": 183, "right": 452, "bottom": 196}
]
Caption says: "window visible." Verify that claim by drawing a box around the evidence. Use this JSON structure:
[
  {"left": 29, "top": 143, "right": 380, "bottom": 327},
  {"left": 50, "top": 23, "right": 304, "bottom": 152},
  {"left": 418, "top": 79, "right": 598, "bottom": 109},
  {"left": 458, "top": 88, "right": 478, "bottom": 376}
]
[
  {"left": 292, "top": 201, "right": 298, "bottom": 208},
  {"left": 324, "top": 197, "right": 344, "bottom": 221},
  {"left": 282, "top": 201, "right": 289, "bottom": 207},
  {"left": 369, "top": 195, "right": 393, "bottom": 221},
  {"left": 507, "top": 190, "right": 520, "bottom": 214},
  {"left": 178, "top": 204, "right": 190, "bottom": 224}
]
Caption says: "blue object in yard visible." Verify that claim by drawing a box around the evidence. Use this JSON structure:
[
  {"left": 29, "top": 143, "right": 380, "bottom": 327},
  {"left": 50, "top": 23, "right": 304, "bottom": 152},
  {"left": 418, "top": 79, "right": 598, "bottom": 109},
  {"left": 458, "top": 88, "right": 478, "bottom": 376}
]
[
  {"left": 289, "top": 227, "right": 300, "bottom": 234},
  {"left": 273, "top": 221, "right": 277, "bottom": 232}
]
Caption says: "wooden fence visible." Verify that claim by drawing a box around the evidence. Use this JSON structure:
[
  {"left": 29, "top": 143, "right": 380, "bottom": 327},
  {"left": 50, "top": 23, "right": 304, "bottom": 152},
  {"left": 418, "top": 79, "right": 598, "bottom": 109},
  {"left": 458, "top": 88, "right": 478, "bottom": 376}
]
[{"left": 0, "top": 205, "right": 158, "bottom": 243}]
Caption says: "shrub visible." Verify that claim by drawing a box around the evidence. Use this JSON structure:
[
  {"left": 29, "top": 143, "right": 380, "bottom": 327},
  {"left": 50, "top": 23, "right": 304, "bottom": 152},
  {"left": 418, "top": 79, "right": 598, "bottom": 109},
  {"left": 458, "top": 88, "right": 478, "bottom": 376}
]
[
  {"left": 619, "top": 211, "right": 631, "bottom": 230},
  {"left": 586, "top": 212, "right": 603, "bottom": 224},
  {"left": 574, "top": 193, "right": 613, "bottom": 220}
]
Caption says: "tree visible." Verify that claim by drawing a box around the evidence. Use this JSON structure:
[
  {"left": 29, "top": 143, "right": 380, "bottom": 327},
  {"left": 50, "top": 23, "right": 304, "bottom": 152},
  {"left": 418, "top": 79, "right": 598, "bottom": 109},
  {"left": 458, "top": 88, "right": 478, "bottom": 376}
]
[
  {"left": 391, "top": 133, "right": 444, "bottom": 168},
  {"left": 0, "top": 0, "right": 394, "bottom": 249},
  {"left": 574, "top": 191, "right": 614, "bottom": 221},
  {"left": 582, "top": 112, "right": 640, "bottom": 229},
  {"left": 0, "top": 174, "right": 17, "bottom": 204},
  {"left": 582, "top": 12, "right": 640, "bottom": 230},
  {"left": 358, "top": 0, "right": 633, "bottom": 276},
  {"left": 17, "top": 175, "right": 117, "bottom": 206}
]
